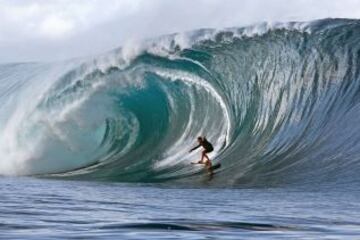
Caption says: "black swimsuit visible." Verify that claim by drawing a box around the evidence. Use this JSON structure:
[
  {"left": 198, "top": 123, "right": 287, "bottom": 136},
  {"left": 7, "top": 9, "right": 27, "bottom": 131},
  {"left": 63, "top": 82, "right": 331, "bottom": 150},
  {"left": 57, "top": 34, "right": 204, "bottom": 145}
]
[{"left": 202, "top": 139, "right": 214, "bottom": 152}]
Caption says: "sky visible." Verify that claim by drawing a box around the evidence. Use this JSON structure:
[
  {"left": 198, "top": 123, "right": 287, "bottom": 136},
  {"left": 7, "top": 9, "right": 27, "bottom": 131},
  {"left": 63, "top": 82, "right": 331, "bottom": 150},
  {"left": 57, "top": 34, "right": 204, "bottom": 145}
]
[{"left": 1, "top": 0, "right": 360, "bottom": 63}]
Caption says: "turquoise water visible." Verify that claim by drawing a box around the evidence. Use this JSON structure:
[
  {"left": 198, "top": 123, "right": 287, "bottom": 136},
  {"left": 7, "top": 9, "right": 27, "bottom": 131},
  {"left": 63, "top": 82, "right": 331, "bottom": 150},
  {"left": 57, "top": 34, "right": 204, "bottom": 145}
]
[{"left": 1, "top": 177, "right": 359, "bottom": 239}]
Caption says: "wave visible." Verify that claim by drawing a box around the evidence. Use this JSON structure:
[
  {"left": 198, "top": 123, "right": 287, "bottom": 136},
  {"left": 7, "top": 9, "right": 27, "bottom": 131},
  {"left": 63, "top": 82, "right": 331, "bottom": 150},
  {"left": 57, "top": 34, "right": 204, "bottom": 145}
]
[
  {"left": 1, "top": 18, "right": 360, "bottom": 186},
  {"left": 98, "top": 220, "right": 294, "bottom": 232}
]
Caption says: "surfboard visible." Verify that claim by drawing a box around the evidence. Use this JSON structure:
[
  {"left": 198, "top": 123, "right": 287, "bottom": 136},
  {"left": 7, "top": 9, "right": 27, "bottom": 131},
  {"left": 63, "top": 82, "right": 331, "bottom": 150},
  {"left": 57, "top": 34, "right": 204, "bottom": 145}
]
[
  {"left": 209, "top": 163, "right": 221, "bottom": 171},
  {"left": 191, "top": 162, "right": 221, "bottom": 171}
]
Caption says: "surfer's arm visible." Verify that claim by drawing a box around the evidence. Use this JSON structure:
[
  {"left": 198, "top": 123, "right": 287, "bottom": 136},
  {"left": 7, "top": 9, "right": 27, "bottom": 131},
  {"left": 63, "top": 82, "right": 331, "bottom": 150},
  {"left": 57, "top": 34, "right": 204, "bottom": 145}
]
[{"left": 189, "top": 144, "right": 201, "bottom": 152}]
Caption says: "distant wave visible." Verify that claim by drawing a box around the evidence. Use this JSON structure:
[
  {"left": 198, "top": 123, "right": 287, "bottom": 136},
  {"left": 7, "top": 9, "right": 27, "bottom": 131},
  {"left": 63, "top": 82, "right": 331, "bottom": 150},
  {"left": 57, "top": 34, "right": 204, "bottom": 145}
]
[{"left": 1, "top": 18, "right": 360, "bottom": 186}]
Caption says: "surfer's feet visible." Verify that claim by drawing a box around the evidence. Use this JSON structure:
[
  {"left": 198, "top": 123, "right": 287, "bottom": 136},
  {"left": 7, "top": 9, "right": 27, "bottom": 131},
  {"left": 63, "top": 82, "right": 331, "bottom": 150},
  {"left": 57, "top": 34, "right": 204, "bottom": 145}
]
[{"left": 204, "top": 159, "right": 212, "bottom": 168}]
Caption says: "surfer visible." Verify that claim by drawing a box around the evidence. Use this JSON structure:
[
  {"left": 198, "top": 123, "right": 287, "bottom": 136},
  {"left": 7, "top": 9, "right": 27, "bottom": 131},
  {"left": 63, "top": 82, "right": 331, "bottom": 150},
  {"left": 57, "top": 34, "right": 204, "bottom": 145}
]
[{"left": 189, "top": 136, "right": 214, "bottom": 168}]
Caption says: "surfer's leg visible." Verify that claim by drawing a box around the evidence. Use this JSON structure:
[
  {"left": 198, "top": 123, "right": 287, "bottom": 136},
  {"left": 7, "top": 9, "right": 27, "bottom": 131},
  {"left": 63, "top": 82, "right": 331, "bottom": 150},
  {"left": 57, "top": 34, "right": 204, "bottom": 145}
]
[
  {"left": 205, "top": 159, "right": 213, "bottom": 176},
  {"left": 203, "top": 151, "right": 212, "bottom": 168},
  {"left": 206, "top": 157, "right": 212, "bottom": 168},
  {"left": 199, "top": 150, "right": 206, "bottom": 164}
]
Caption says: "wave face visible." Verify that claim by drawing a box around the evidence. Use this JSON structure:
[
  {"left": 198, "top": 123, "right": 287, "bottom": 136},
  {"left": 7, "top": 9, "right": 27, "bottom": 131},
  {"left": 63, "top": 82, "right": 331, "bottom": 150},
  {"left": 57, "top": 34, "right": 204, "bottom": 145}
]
[{"left": 1, "top": 19, "right": 360, "bottom": 186}]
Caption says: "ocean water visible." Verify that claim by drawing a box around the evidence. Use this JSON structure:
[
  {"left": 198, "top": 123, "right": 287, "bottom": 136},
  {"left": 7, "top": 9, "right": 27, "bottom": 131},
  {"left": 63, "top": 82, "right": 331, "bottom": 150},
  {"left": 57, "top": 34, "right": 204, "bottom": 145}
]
[
  {"left": 1, "top": 177, "right": 360, "bottom": 239},
  {"left": 1, "top": 18, "right": 360, "bottom": 239}
]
